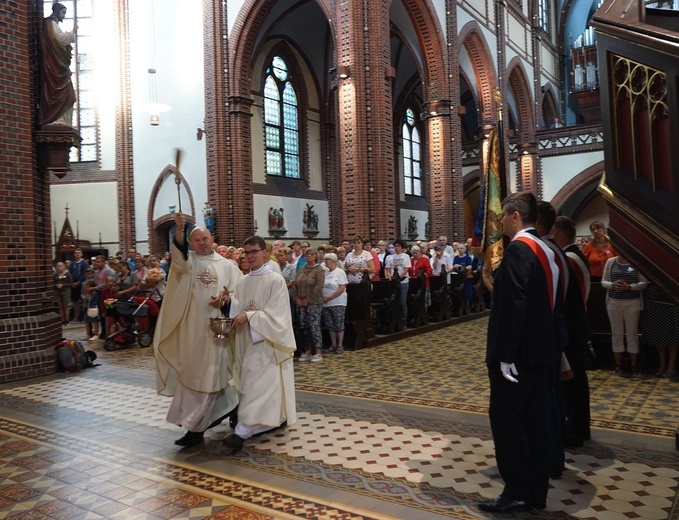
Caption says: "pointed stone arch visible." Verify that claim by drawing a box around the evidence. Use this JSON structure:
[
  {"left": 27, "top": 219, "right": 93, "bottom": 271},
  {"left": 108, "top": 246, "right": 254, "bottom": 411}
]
[
  {"left": 398, "top": 0, "right": 449, "bottom": 102},
  {"left": 146, "top": 165, "right": 196, "bottom": 255},
  {"left": 397, "top": 0, "right": 456, "bottom": 240},
  {"left": 541, "top": 84, "right": 560, "bottom": 126},
  {"left": 459, "top": 22, "right": 497, "bottom": 124},
  {"left": 390, "top": 24, "right": 426, "bottom": 117},
  {"left": 230, "top": 0, "right": 334, "bottom": 98},
  {"left": 506, "top": 58, "right": 535, "bottom": 139}
]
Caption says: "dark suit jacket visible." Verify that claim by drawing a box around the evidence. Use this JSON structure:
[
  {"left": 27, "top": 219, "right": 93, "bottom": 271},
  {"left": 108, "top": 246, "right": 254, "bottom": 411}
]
[
  {"left": 563, "top": 244, "right": 591, "bottom": 346},
  {"left": 486, "top": 229, "right": 560, "bottom": 368}
]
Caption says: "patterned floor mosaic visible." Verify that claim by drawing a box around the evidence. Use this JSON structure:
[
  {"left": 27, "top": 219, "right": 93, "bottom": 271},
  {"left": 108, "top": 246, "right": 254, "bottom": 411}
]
[
  {"left": 0, "top": 318, "right": 677, "bottom": 519},
  {"left": 292, "top": 317, "right": 679, "bottom": 438}
]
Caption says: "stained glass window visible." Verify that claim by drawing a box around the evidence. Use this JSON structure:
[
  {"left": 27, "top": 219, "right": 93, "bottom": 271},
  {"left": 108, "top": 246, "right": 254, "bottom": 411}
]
[
  {"left": 538, "top": 0, "right": 549, "bottom": 32},
  {"left": 263, "top": 56, "right": 300, "bottom": 178},
  {"left": 402, "top": 108, "right": 422, "bottom": 196},
  {"left": 44, "top": 0, "right": 97, "bottom": 163}
]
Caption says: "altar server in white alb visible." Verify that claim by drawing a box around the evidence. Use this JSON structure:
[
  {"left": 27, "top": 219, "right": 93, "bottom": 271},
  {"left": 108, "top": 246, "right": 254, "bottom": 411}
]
[
  {"left": 222, "top": 235, "right": 297, "bottom": 452},
  {"left": 154, "top": 211, "right": 243, "bottom": 448}
]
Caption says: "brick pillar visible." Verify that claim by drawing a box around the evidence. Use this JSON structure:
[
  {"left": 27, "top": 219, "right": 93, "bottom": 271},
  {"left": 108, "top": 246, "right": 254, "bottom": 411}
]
[
  {"left": 520, "top": 143, "right": 539, "bottom": 195},
  {"left": 531, "top": 31, "right": 544, "bottom": 199},
  {"left": 446, "top": 0, "right": 465, "bottom": 242},
  {"left": 324, "top": 116, "right": 341, "bottom": 244},
  {"left": 0, "top": 2, "right": 61, "bottom": 382},
  {"left": 495, "top": 0, "right": 511, "bottom": 195},
  {"left": 115, "top": 0, "right": 135, "bottom": 254},
  {"left": 424, "top": 103, "right": 455, "bottom": 240},
  {"left": 227, "top": 95, "right": 255, "bottom": 243},
  {"left": 203, "top": 0, "right": 231, "bottom": 245},
  {"left": 335, "top": 0, "right": 396, "bottom": 241}
]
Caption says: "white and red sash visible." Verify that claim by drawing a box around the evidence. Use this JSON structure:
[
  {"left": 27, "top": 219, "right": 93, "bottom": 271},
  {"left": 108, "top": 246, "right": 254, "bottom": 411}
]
[
  {"left": 542, "top": 237, "right": 569, "bottom": 302},
  {"left": 514, "top": 231, "right": 559, "bottom": 314},
  {"left": 566, "top": 251, "right": 590, "bottom": 309}
]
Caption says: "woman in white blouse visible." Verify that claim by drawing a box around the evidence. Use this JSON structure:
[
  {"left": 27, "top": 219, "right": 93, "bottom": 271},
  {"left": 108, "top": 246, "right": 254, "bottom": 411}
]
[
  {"left": 322, "top": 253, "right": 348, "bottom": 354},
  {"left": 343, "top": 236, "right": 375, "bottom": 284}
]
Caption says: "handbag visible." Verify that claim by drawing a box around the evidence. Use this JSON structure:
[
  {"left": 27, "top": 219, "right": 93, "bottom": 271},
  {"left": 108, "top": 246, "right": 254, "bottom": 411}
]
[{"left": 86, "top": 307, "right": 99, "bottom": 318}]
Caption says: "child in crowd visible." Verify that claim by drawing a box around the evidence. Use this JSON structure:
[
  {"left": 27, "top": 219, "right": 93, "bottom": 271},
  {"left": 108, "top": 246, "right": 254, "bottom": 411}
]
[
  {"left": 53, "top": 262, "right": 72, "bottom": 324},
  {"left": 80, "top": 268, "right": 94, "bottom": 302},
  {"left": 82, "top": 280, "right": 100, "bottom": 341}
]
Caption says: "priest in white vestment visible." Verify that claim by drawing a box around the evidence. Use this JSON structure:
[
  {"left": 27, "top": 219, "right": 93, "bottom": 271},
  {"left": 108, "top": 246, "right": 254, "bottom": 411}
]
[
  {"left": 222, "top": 236, "right": 297, "bottom": 452},
  {"left": 155, "top": 212, "right": 243, "bottom": 447}
]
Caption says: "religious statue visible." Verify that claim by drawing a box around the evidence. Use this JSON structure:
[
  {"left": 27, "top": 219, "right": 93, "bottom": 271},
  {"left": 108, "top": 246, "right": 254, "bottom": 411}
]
[
  {"left": 302, "top": 203, "right": 319, "bottom": 238},
  {"left": 424, "top": 220, "right": 431, "bottom": 239},
  {"left": 40, "top": 3, "right": 77, "bottom": 126},
  {"left": 203, "top": 202, "right": 215, "bottom": 234},
  {"left": 302, "top": 204, "right": 318, "bottom": 231},
  {"left": 407, "top": 215, "right": 418, "bottom": 237},
  {"left": 268, "top": 207, "right": 287, "bottom": 238}
]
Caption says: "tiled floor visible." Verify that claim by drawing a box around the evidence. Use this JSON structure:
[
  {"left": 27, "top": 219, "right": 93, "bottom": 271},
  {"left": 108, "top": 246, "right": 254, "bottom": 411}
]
[{"left": 0, "top": 317, "right": 677, "bottom": 519}]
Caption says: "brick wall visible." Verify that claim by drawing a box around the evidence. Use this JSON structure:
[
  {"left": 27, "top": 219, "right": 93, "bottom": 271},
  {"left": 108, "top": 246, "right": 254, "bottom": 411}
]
[
  {"left": 0, "top": 0, "right": 62, "bottom": 382},
  {"left": 115, "top": 0, "right": 135, "bottom": 254},
  {"left": 334, "top": 0, "right": 394, "bottom": 241},
  {"left": 446, "top": 0, "right": 465, "bottom": 241}
]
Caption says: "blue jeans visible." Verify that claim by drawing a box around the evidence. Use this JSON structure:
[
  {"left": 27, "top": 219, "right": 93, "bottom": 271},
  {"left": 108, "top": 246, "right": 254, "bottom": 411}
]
[{"left": 399, "top": 280, "right": 409, "bottom": 322}]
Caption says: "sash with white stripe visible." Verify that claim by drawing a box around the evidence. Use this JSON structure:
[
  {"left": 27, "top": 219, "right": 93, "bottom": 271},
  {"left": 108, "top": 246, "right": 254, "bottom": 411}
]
[
  {"left": 543, "top": 237, "right": 569, "bottom": 303},
  {"left": 514, "top": 231, "right": 559, "bottom": 314},
  {"left": 566, "top": 251, "right": 590, "bottom": 308}
]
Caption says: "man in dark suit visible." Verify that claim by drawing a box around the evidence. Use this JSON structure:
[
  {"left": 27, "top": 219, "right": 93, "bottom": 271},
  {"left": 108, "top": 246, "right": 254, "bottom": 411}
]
[
  {"left": 480, "top": 192, "right": 561, "bottom": 513},
  {"left": 553, "top": 215, "right": 592, "bottom": 446},
  {"left": 536, "top": 201, "right": 571, "bottom": 479}
]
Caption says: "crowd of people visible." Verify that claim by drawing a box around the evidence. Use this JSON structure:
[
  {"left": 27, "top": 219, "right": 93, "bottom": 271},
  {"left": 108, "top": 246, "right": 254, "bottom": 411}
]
[
  {"left": 209, "top": 234, "right": 491, "bottom": 363},
  {"left": 54, "top": 214, "right": 677, "bottom": 379},
  {"left": 580, "top": 220, "right": 678, "bottom": 378},
  {"left": 54, "top": 248, "right": 169, "bottom": 341},
  {"left": 51, "top": 205, "right": 677, "bottom": 502}
]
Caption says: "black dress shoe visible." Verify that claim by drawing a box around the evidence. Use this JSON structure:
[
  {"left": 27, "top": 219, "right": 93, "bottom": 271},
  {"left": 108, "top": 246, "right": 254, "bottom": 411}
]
[
  {"left": 222, "top": 433, "right": 245, "bottom": 452},
  {"left": 478, "top": 497, "right": 530, "bottom": 512},
  {"left": 565, "top": 434, "right": 584, "bottom": 448},
  {"left": 174, "top": 431, "right": 204, "bottom": 447}
]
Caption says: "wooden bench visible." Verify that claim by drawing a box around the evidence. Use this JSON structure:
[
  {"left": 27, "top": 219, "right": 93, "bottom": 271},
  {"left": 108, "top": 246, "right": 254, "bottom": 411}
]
[
  {"left": 344, "top": 283, "right": 375, "bottom": 349},
  {"left": 429, "top": 275, "right": 451, "bottom": 322},
  {"left": 407, "top": 274, "right": 428, "bottom": 327},
  {"left": 448, "top": 272, "right": 466, "bottom": 316},
  {"left": 371, "top": 279, "right": 403, "bottom": 334}
]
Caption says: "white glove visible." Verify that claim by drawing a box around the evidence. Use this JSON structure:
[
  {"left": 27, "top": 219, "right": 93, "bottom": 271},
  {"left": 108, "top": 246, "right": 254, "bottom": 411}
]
[{"left": 500, "top": 362, "right": 519, "bottom": 383}]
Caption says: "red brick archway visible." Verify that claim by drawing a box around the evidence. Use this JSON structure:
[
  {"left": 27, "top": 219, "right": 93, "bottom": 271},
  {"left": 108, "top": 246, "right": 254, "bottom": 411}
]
[
  {"left": 230, "top": 0, "right": 335, "bottom": 97},
  {"left": 400, "top": 0, "right": 449, "bottom": 102},
  {"left": 459, "top": 23, "right": 497, "bottom": 124}
]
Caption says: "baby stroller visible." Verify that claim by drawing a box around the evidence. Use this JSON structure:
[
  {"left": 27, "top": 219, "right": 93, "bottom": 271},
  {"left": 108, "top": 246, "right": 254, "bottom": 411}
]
[{"left": 104, "top": 295, "right": 153, "bottom": 351}]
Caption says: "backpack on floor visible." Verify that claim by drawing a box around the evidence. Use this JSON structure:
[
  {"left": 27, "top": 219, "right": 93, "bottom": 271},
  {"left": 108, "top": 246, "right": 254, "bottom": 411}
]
[{"left": 55, "top": 339, "right": 97, "bottom": 372}]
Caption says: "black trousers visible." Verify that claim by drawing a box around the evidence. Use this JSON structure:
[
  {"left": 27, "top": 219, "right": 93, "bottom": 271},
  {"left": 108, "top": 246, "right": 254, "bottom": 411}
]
[
  {"left": 487, "top": 362, "right": 553, "bottom": 504},
  {"left": 562, "top": 342, "right": 591, "bottom": 443}
]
